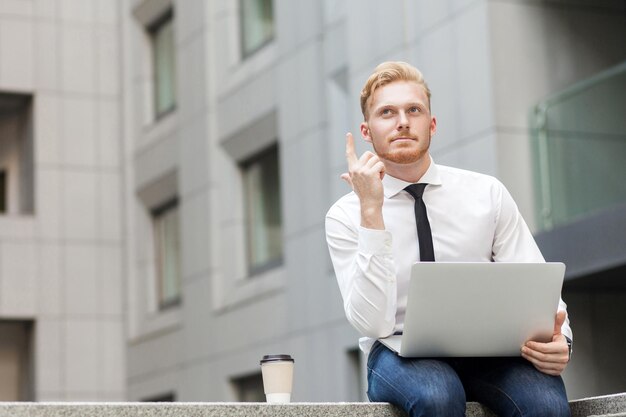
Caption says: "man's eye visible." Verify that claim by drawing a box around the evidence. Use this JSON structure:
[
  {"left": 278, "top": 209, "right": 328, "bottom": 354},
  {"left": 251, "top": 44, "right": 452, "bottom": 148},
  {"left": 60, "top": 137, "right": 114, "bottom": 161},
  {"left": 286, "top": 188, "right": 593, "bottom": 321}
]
[
  {"left": 381, "top": 109, "right": 392, "bottom": 115},
  {"left": 409, "top": 106, "right": 420, "bottom": 113}
]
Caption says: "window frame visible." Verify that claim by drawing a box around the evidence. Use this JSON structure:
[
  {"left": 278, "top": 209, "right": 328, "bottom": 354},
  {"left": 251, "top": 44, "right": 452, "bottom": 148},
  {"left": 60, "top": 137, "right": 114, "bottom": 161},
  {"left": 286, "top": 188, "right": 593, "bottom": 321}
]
[
  {"left": 0, "top": 170, "right": 6, "bottom": 213},
  {"left": 239, "top": 0, "right": 275, "bottom": 59},
  {"left": 231, "top": 372, "right": 265, "bottom": 402},
  {"left": 142, "top": 392, "right": 176, "bottom": 402},
  {"left": 0, "top": 92, "right": 34, "bottom": 216},
  {"left": 212, "top": 111, "right": 286, "bottom": 311},
  {"left": 151, "top": 197, "right": 182, "bottom": 311},
  {"left": 0, "top": 320, "right": 34, "bottom": 400},
  {"left": 148, "top": 8, "right": 177, "bottom": 120},
  {"left": 239, "top": 143, "right": 284, "bottom": 277}
]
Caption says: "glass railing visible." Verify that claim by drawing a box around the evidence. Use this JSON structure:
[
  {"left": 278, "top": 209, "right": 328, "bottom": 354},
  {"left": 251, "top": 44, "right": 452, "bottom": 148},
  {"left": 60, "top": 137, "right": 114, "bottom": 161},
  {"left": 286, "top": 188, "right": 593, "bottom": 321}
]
[{"left": 531, "top": 61, "right": 626, "bottom": 231}]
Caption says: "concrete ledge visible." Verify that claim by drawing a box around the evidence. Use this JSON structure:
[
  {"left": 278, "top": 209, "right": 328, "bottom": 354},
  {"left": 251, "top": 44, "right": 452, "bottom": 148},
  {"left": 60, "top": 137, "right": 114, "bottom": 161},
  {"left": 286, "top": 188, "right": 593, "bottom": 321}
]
[
  {"left": 0, "top": 394, "right": 624, "bottom": 417},
  {"left": 0, "top": 402, "right": 491, "bottom": 417},
  {"left": 570, "top": 394, "right": 626, "bottom": 417}
]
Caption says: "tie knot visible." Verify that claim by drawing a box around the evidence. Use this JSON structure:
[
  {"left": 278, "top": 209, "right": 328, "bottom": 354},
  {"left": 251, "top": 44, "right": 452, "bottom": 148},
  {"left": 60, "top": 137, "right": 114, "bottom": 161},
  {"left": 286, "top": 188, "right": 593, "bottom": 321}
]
[{"left": 404, "top": 183, "right": 428, "bottom": 199}]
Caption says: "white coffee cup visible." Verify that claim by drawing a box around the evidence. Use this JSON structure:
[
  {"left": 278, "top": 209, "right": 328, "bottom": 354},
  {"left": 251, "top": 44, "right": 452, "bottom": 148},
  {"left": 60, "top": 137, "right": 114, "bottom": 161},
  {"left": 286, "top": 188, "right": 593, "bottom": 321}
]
[{"left": 260, "top": 354, "right": 294, "bottom": 403}]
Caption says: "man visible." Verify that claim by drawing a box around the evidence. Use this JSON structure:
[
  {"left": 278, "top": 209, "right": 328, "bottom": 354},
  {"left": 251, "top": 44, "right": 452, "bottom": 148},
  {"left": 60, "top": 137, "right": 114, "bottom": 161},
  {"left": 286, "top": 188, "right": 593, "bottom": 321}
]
[{"left": 325, "top": 61, "right": 573, "bottom": 417}]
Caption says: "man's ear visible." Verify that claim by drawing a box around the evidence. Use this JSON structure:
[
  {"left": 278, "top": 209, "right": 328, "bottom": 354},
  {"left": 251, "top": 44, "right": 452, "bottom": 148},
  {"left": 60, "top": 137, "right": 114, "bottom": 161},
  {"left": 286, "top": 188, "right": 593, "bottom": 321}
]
[
  {"left": 360, "top": 122, "right": 372, "bottom": 144},
  {"left": 430, "top": 116, "right": 437, "bottom": 137}
]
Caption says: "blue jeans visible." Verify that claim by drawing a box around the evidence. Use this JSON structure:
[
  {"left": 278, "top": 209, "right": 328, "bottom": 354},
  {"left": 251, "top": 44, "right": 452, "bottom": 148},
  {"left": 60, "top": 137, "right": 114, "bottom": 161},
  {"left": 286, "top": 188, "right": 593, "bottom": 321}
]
[{"left": 367, "top": 342, "right": 570, "bottom": 417}]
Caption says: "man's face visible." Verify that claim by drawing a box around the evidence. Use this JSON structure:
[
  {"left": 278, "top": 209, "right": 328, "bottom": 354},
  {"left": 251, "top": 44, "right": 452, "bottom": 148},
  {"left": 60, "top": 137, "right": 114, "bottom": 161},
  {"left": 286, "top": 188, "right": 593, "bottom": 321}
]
[{"left": 360, "top": 81, "right": 436, "bottom": 165}]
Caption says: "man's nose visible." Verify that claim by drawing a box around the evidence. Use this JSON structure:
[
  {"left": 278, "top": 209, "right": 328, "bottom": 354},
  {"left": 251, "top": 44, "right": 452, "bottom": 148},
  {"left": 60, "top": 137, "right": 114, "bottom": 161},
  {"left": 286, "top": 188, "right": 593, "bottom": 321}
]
[{"left": 398, "top": 111, "right": 409, "bottom": 129}]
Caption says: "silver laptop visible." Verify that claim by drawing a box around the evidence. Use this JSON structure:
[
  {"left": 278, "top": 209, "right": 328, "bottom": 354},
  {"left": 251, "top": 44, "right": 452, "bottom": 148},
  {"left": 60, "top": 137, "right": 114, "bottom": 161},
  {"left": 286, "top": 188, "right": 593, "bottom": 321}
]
[{"left": 379, "top": 262, "right": 565, "bottom": 357}]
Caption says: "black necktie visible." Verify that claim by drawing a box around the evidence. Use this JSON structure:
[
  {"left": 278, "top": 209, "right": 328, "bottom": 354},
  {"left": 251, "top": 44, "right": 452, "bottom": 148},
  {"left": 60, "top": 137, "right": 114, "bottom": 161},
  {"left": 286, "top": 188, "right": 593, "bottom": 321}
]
[{"left": 404, "top": 183, "right": 435, "bottom": 262}]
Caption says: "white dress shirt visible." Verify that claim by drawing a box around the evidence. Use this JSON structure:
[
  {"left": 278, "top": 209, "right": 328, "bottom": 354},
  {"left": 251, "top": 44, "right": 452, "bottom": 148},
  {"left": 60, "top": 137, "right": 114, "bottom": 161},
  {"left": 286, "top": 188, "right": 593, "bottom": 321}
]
[{"left": 325, "top": 159, "right": 572, "bottom": 353}]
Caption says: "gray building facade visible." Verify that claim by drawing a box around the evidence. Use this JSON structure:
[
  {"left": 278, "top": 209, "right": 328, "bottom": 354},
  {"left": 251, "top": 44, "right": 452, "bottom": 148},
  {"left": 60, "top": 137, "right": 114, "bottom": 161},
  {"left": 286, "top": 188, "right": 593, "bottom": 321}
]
[
  {"left": 0, "top": 0, "right": 125, "bottom": 401},
  {"left": 0, "top": 0, "right": 624, "bottom": 403}
]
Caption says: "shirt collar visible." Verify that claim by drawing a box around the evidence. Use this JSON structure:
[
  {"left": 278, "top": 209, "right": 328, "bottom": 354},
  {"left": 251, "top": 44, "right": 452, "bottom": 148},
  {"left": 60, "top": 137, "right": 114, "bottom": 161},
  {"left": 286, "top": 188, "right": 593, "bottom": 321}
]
[{"left": 383, "top": 156, "right": 443, "bottom": 198}]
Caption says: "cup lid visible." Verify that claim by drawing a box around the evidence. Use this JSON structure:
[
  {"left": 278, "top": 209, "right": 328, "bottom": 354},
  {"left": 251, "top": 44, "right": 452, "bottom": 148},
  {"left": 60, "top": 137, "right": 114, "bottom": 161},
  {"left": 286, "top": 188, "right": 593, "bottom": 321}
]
[{"left": 260, "top": 354, "right": 294, "bottom": 365}]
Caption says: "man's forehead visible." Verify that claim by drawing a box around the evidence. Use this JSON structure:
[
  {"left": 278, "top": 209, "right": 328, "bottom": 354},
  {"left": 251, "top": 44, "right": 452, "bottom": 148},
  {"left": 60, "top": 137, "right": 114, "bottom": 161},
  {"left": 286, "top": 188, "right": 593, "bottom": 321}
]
[{"left": 370, "top": 81, "right": 429, "bottom": 107}]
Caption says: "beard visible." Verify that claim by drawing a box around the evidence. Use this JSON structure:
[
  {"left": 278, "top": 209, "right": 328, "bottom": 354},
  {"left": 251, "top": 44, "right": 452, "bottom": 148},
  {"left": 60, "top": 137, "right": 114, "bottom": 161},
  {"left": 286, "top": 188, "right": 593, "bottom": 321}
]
[{"left": 372, "top": 133, "right": 431, "bottom": 164}]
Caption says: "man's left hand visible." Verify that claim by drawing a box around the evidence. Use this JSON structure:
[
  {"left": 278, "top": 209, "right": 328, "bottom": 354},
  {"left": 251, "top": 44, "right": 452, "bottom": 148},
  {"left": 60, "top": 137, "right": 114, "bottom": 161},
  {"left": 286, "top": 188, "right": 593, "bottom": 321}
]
[{"left": 521, "top": 310, "right": 570, "bottom": 376}]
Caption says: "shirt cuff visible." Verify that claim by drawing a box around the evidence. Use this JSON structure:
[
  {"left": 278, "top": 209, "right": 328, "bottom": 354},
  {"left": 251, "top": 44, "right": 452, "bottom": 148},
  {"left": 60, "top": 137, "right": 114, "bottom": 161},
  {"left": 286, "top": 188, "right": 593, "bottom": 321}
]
[{"left": 358, "top": 226, "right": 393, "bottom": 255}]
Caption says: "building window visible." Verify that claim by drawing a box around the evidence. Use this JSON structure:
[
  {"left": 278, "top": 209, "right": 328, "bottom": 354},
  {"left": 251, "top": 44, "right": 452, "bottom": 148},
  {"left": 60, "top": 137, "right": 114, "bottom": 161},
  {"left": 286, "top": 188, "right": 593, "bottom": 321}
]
[
  {"left": 0, "top": 92, "right": 34, "bottom": 215},
  {"left": 347, "top": 348, "right": 367, "bottom": 401},
  {"left": 232, "top": 372, "right": 265, "bottom": 402},
  {"left": 152, "top": 198, "right": 181, "bottom": 310},
  {"left": 240, "top": 0, "right": 274, "bottom": 58},
  {"left": 0, "top": 170, "right": 6, "bottom": 213},
  {"left": 142, "top": 392, "right": 176, "bottom": 402},
  {"left": 531, "top": 62, "right": 626, "bottom": 230},
  {"left": 149, "top": 9, "right": 176, "bottom": 118},
  {"left": 0, "top": 321, "right": 34, "bottom": 401},
  {"left": 240, "top": 144, "right": 283, "bottom": 276}
]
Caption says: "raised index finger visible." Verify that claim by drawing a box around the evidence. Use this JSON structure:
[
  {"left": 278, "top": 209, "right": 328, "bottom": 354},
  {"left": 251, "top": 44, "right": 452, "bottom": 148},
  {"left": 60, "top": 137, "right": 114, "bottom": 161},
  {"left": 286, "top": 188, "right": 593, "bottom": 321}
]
[{"left": 345, "top": 132, "right": 358, "bottom": 166}]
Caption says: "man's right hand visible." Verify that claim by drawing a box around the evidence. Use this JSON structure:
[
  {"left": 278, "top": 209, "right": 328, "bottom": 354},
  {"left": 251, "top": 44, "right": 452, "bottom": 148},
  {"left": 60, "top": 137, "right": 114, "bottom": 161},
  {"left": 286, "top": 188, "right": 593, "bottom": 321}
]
[{"left": 341, "top": 132, "right": 386, "bottom": 230}]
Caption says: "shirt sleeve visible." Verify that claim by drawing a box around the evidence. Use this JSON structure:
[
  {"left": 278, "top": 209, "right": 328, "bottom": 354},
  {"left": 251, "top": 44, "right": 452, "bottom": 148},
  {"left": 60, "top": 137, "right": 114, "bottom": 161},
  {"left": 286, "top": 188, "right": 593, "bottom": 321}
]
[
  {"left": 325, "top": 204, "right": 397, "bottom": 339},
  {"left": 492, "top": 181, "right": 573, "bottom": 341}
]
